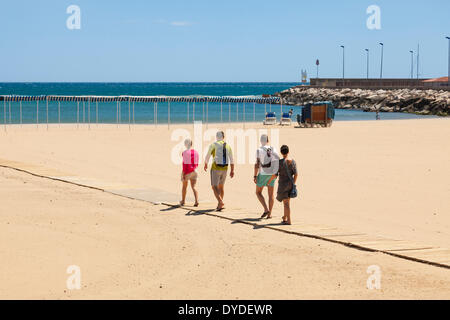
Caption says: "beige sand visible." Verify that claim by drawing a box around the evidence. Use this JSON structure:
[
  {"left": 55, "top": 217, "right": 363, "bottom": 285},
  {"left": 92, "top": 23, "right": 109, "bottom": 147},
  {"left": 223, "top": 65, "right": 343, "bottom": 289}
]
[
  {"left": 0, "top": 118, "right": 449, "bottom": 299},
  {"left": 1, "top": 167, "right": 450, "bottom": 299}
]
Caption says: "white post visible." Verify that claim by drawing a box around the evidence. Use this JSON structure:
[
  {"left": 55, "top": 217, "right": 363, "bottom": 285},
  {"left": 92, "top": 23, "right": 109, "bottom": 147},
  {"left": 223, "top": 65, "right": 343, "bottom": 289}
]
[
  {"left": 236, "top": 103, "right": 238, "bottom": 122},
  {"left": 88, "top": 99, "right": 91, "bottom": 130},
  {"left": 168, "top": 99, "right": 170, "bottom": 130},
  {"left": 187, "top": 102, "right": 189, "bottom": 122},
  {"left": 202, "top": 102, "right": 205, "bottom": 121},
  {"left": 37, "top": 100, "right": 39, "bottom": 129},
  {"left": 220, "top": 102, "right": 223, "bottom": 122},
  {"left": 155, "top": 102, "right": 158, "bottom": 126},
  {"left": 116, "top": 101, "right": 118, "bottom": 128},
  {"left": 46, "top": 98, "right": 49, "bottom": 130},
  {"left": 132, "top": 101, "right": 135, "bottom": 124},
  {"left": 128, "top": 99, "right": 131, "bottom": 131},
  {"left": 58, "top": 101, "right": 61, "bottom": 127},
  {"left": 8, "top": 101, "right": 11, "bottom": 124},
  {"left": 96, "top": 101, "right": 98, "bottom": 126},
  {"left": 243, "top": 102, "right": 245, "bottom": 129},
  {"left": 83, "top": 101, "right": 85, "bottom": 124},
  {"left": 77, "top": 101, "right": 80, "bottom": 129},
  {"left": 228, "top": 102, "right": 231, "bottom": 123},
  {"left": 206, "top": 100, "right": 209, "bottom": 129},
  {"left": 3, "top": 100, "right": 6, "bottom": 131},
  {"left": 20, "top": 101, "right": 22, "bottom": 126},
  {"left": 253, "top": 102, "right": 255, "bottom": 122},
  {"left": 193, "top": 102, "right": 195, "bottom": 123}
]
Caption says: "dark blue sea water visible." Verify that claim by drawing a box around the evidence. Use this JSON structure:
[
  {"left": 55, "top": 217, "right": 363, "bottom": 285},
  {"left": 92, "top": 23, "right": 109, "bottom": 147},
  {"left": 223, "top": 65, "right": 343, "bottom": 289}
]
[{"left": 0, "top": 83, "right": 434, "bottom": 124}]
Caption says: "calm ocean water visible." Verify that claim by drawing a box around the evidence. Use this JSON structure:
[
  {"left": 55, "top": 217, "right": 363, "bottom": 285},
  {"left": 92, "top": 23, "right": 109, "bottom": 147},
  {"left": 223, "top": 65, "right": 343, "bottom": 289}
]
[{"left": 0, "top": 82, "right": 434, "bottom": 124}]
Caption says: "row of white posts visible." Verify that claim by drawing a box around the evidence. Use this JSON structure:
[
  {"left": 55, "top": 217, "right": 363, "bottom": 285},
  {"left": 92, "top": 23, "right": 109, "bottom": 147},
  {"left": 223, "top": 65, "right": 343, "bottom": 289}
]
[{"left": 3, "top": 98, "right": 281, "bottom": 131}]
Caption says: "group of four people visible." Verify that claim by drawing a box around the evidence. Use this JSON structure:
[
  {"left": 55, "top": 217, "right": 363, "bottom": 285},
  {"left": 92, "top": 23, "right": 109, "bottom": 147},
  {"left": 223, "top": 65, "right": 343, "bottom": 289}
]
[{"left": 180, "top": 131, "right": 298, "bottom": 225}]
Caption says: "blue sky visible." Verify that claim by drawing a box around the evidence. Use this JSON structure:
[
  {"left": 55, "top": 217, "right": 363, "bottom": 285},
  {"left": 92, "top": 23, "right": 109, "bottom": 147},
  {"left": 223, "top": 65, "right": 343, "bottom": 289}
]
[{"left": 0, "top": 0, "right": 449, "bottom": 82}]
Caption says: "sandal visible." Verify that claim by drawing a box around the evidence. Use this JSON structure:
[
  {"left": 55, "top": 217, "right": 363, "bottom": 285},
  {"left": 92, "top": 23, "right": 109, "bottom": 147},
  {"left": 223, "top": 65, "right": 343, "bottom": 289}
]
[
  {"left": 194, "top": 202, "right": 199, "bottom": 207},
  {"left": 260, "top": 212, "right": 270, "bottom": 219}
]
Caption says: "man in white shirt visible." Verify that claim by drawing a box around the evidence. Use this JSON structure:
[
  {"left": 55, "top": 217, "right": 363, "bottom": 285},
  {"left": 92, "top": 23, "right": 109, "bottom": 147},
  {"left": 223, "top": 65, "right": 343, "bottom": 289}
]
[{"left": 253, "top": 134, "right": 279, "bottom": 219}]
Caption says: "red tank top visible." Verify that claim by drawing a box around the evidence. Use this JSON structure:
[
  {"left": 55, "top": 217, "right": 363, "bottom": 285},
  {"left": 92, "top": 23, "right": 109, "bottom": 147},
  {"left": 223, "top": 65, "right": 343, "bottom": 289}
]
[{"left": 182, "top": 149, "right": 199, "bottom": 174}]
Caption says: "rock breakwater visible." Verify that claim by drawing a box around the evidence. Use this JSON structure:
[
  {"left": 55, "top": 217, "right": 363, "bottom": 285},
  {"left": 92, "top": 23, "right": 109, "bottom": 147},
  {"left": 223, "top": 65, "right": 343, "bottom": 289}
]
[{"left": 276, "top": 87, "right": 450, "bottom": 116}]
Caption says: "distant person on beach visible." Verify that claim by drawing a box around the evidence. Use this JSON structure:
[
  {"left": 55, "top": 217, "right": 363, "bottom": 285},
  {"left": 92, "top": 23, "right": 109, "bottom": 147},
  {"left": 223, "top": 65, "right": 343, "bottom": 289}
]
[
  {"left": 289, "top": 109, "right": 294, "bottom": 117},
  {"left": 204, "top": 131, "right": 234, "bottom": 211},
  {"left": 180, "top": 139, "right": 199, "bottom": 207},
  {"left": 268, "top": 145, "right": 298, "bottom": 225},
  {"left": 254, "top": 134, "right": 279, "bottom": 219}
]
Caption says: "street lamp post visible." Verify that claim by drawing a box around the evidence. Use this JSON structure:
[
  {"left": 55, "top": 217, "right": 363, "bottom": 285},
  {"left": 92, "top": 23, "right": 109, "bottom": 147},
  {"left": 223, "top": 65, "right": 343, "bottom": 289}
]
[
  {"left": 379, "top": 42, "right": 384, "bottom": 79},
  {"left": 417, "top": 44, "right": 420, "bottom": 81},
  {"left": 365, "top": 49, "right": 369, "bottom": 79},
  {"left": 446, "top": 37, "right": 450, "bottom": 85},
  {"left": 316, "top": 59, "right": 320, "bottom": 79},
  {"left": 340, "top": 45, "right": 345, "bottom": 86},
  {"left": 409, "top": 50, "right": 414, "bottom": 79}
]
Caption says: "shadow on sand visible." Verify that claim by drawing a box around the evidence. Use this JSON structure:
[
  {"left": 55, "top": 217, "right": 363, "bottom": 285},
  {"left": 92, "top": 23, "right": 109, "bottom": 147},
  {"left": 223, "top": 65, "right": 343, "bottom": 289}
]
[
  {"left": 231, "top": 218, "right": 286, "bottom": 229},
  {"left": 186, "top": 209, "right": 216, "bottom": 216},
  {"left": 252, "top": 222, "right": 286, "bottom": 229},
  {"left": 160, "top": 205, "right": 181, "bottom": 212}
]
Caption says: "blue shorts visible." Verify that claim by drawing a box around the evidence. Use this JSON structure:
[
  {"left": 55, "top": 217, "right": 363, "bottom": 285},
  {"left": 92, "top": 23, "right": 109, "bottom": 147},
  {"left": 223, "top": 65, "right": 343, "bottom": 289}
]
[{"left": 257, "top": 174, "right": 276, "bottom": 187}]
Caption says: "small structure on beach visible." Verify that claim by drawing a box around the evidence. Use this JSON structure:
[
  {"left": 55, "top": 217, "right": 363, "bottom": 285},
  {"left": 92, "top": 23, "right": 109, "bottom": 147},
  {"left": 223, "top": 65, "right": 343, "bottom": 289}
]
[{"left": 296, "top": 102, "right": 335, "bottom": 128}]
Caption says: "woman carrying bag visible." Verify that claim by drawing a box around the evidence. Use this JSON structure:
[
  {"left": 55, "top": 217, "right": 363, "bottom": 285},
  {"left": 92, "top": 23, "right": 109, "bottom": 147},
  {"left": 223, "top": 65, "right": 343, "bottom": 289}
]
[{"left": 268, "top": 145, "right": 298, "bottom": 225}]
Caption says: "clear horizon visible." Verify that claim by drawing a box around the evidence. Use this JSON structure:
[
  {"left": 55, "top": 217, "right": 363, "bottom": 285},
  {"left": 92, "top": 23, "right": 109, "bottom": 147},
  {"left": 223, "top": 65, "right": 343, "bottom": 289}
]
[{"left": 1, "top": 0, "right": 449, "bottom": 82}]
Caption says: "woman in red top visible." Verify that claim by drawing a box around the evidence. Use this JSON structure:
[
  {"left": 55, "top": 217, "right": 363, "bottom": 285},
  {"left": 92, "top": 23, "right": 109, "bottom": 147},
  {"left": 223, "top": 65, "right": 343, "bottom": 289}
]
[{"left": 180, "top": 138, "right": 199, "bottom": 206}]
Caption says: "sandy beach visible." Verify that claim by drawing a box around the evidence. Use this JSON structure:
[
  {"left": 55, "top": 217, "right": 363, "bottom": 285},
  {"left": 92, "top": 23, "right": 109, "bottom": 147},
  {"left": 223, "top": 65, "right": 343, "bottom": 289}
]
[{"left": 1, "top": 118, "right": 449, "bottom": 299}]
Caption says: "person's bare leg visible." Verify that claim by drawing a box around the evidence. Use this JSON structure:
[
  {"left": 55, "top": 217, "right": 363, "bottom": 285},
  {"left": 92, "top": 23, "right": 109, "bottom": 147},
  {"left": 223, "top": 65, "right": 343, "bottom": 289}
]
[
  {"left": 190, "top": 179, "right": 199, "bottom": 206},
  {"left": 217, "top": 184, "right": 225, "bottom": 209},
  {"left": 212, "top": 186, "right": 224, "bottom": 209},
  {"left": 180, "top": 180, "right": 188, "bottom": 205},
  {"left": 282, "top": 199, "right": 288, "bottom": 221},
  {"left": 283, "top": 198, "right": 291, "bottom": 224},
  {"left": 267, "top": 186, "right": 275, "bottom": 218},
  {"left": 218, "top": 184, "right": 224, "bottom": 199},
  {"left": 256, "top": 186, "right": 269, "bottom": 214}
]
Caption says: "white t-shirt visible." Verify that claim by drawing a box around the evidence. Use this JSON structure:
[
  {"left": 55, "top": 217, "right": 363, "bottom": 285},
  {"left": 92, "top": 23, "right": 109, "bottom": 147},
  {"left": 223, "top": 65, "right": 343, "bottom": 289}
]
[{"left": 256, "top": 145, "right": 279, "bottom": 175}]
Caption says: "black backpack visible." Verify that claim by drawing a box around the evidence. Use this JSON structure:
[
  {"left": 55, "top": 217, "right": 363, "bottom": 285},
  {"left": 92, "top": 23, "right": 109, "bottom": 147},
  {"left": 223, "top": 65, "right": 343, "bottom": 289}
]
[{"left": 261, "top": 147, "right": 272, "bottom": 168}]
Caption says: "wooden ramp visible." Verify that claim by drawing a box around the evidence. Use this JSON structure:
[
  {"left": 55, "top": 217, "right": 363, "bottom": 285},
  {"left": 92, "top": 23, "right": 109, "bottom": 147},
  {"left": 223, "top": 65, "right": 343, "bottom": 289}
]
[
  {"left": 1, "top": 158, "right": 449, "bottom": 269},
  {"left": 163, "top": 201, "right": 450, "bottom": 269}
]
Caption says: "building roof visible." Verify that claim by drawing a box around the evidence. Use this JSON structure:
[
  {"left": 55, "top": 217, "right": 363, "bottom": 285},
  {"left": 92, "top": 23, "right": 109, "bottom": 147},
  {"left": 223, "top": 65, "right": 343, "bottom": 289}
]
[{"left": 423, "top": 77, "right": 449, "bottom": 83}]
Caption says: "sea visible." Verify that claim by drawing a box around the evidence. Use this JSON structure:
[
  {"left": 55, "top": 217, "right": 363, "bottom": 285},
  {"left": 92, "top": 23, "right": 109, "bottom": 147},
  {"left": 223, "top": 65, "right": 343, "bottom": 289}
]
[{"left": 0, "top": 82, "right": 435, "bottom": 124}]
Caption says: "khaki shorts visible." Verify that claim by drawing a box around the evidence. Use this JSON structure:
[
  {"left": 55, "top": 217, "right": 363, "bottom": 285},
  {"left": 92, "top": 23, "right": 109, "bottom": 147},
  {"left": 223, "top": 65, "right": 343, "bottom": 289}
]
[
  {"left": 181, "top": 171, "right": 198, "bottom": 181},
  {"left": 210, "top": 169, "right": 227, "bottom": 186}
]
